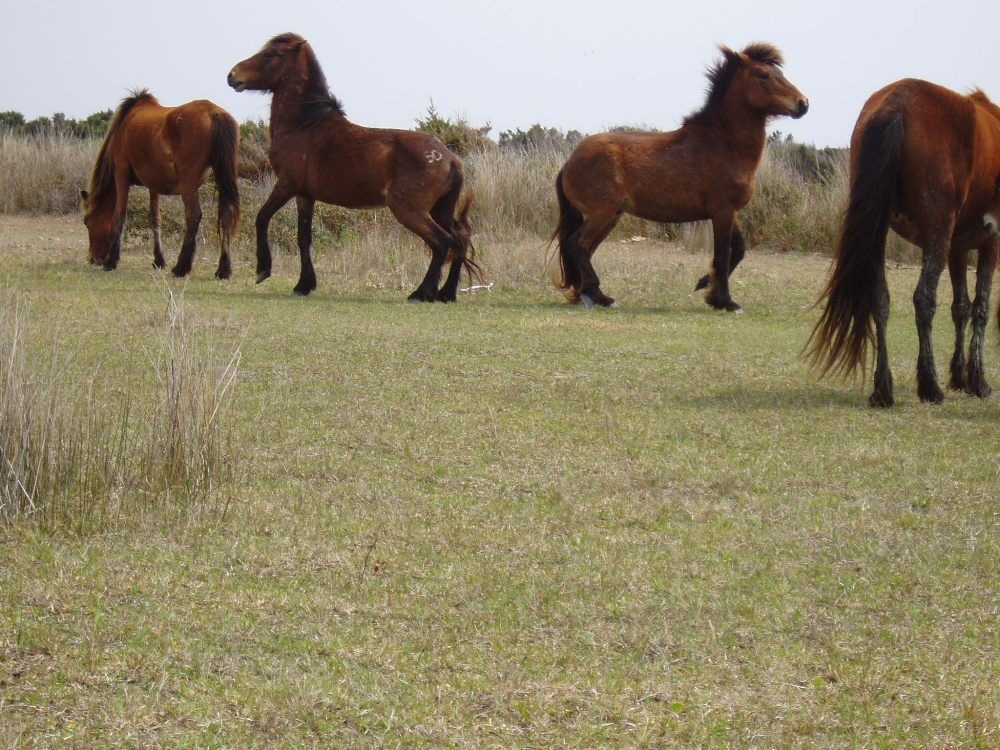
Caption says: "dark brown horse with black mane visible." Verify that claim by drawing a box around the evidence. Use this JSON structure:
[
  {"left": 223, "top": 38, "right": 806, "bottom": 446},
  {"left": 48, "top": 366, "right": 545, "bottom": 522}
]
[
  {"left": 227, "top": 33, "right": 478, "bottom": 300},
  {"left": 552, "top": 43, "right": 808, "bottom": 310},
  {"left": 82, "top": 90, "right": 240, "bottom": 278},
  {"left": 807, "top": 79, "right": 1000, "bottom": 406}
]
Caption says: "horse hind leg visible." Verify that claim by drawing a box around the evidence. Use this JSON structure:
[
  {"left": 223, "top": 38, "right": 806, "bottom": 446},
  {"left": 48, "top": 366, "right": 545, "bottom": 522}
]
[
  {"left": 964, "top": 238, "right": 998, "bottom": 397},
  {"left": 215, "top": 197, "right": 238, "bottom": 280},
  {"left": 171, "top": 192, "right": 203, "bottom": 277},
  {"left": 870, "top": 263, "right": 894, "bottom": 407},
  {"left": 150, "top": 192, "right": 165, "bottom": 269},
  {"left": 430, "top": 188, "right": 463, "bottom": 303},
  {"left": 913, "top": 243, "right": 949, "bottom": 403},
  {"left": 946, "top": 249, "right": 971, "bottom": 391},
  {"left": 390, "top": 204, "right": 452, "bottom": 303},
  {"left": 574, "top": 210, "right": 621, "bottom": 309}
]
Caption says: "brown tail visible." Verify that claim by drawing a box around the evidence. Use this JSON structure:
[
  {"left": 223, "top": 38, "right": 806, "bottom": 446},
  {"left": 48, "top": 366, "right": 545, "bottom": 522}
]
[
  {"left": 209, "top": 111, "right": 241, "bottom": 246},
  {"left": 549, "top": 169, "right": 584, "bottom": 302},
  {"left": 805, "top": 111, "right": 904, "bottom": 378},
  {"left": 455, "top": 191, "right": 484, "bottom": 284}
]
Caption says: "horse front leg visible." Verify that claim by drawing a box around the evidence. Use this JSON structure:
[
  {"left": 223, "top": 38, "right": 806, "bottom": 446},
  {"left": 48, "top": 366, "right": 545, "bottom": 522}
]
[
  {"left": 171, "top": 192, "right": 202, "bottom": 277},
  {"left": 696, "top": 220, "right": 745, "bottom": 292},
  {"left": 103, "top": 171, "right": 131, "bottom": 271},
  {"left": 149, "top": 192, "right": 165, "bottom": 269},
  {"left": 964, "top": 237, "right": 997, "bottom": 397},
  {"left": 255, "top": 183, "right": 294, "bottom": 284},
  {"left": 913, "top": 245, "right": 948, "bottom": 403},
  {"left": 705, "top": 212, "right": 741, "bottom": 312},
  {"left": 293, "top": 196, "right": 317, "bottom": 295}
]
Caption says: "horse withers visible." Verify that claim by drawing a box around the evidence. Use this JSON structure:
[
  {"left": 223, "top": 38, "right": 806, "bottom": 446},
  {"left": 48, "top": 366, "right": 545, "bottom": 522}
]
[
  {"left": 807, "top": 79, "right": 1000, "bottom": 406},
  {"left": 227, "top": 33, "right": 478, "bottom": 300},
  {"left": 81, "top": 90, "right": 240, "bottom": 278},
  {"left": 552, "top": 43, "right": 808, "bottom": 311}
]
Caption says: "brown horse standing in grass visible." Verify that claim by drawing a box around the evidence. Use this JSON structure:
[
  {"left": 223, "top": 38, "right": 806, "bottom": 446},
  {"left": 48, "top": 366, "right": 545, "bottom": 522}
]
[
  {"left": 227, "top": 33, "right": 477, "bottom": 300},
  {"left": 552, "top": 43, "right": 808, "bottom": 310},
  {"left": 82, "top": 90, "right": 240, "bottom": 278},
  {"left": 807, "top": 79, "right": 1000, "bottom": 406}
]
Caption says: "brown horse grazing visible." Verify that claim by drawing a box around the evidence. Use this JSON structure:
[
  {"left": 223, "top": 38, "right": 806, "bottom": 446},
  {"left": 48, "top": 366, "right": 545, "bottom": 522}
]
[
  {"left": 552, "top": 43, "right": 808, "bottom": 311},
  {"left": 82, "top": 90, "right": 240, "bottom": 278},
  {"left": 227, "top": 33, "right": 478, "bottom": 300},
  {"left": 807, "top": 79, "right": 1000, "bottom": 407}
]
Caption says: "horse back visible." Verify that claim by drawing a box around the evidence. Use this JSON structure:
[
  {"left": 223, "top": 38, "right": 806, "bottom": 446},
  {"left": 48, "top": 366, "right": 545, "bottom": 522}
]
[
  {"left": 857, "top": 79, "right": 1000, "bottom": 247},
  {"left": 271, "top": 120, "right": 460, "bottom": 210},
  {"left": 118, "top": 99, "right": 221, "bottom": 194},
  {"left": 562, "top": 128, "right": 754, "bottom": 222}
]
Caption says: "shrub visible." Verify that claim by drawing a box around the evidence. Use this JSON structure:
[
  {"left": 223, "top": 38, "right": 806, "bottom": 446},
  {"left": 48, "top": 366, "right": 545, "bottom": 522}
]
[{"left": 415, "top": 101, "right": 494, "bottom": 156}]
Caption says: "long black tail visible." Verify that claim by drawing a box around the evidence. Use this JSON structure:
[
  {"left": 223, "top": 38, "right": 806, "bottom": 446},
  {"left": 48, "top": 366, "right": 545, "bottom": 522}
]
[
  {"left": 549, "top": 169, "right": 584, "bottom": 303},
  {"left": 209, "top": 112, "right": 241, "bottom": 245},
  {"left": 806, "top": 111, "right": 904, "bottom": 377}
]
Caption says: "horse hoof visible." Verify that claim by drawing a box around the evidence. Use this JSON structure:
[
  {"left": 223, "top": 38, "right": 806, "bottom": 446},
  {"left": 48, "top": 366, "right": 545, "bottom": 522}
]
[
  {"left": 292, "top": 286, "right": 312, "bottom": 296},
  {"left": 694, "top": 274, "right": 710, "bottom": 291},
  {"left": 869, "top": 391, "right": 894, "bottom": 408},
  {"left": 579, "top": 294, "right": 595, "bottom": 310},
  {"left": 918, "top": 388, "right": 944, "bottom": 404},
  {"left": 171, "top": 267, "right": 190, "bottom": 278},
  {"left": 256, "top": 271, "right": 271, "bottom": 284}
]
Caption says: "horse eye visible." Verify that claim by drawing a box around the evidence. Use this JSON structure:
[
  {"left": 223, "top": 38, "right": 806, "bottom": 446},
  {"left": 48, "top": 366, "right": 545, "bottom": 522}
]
[{"left": 753, "top": 70, "right": 771, "bottom": 81}]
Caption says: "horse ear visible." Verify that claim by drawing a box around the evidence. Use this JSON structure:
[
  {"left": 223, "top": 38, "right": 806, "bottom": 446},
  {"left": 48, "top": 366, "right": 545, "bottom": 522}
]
[
  {"left": 719, "top": 45, "right": 740, "bottom": 65},
  {"left": 80, "top": 189, "right": 89, "bottom": 201}
]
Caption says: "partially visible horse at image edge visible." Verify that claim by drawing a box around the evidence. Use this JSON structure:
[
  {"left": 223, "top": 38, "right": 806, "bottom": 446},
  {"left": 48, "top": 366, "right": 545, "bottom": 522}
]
[
  {"left": 806, "top": 78, "right": 1000, "bottom": 406},
  {"left": 82, "top": 90, "right": 240, "bottom": 278}
]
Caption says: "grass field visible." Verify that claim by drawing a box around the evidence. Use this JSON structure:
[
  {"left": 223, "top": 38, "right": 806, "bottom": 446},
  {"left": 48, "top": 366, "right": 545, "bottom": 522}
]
[{"left": 1, "top": 215, "right": 997, "bottom": 748}]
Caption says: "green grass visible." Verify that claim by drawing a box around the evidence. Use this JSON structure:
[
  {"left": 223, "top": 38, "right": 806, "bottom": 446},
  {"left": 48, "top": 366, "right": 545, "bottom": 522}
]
[{"left": 1, "top": 220, "right": 997, "bottom": 747}]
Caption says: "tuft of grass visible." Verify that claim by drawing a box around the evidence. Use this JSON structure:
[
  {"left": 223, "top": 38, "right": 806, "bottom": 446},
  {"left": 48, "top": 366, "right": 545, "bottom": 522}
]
[{"left": 0, "top": 285, "right": 241, "bottom": 532}]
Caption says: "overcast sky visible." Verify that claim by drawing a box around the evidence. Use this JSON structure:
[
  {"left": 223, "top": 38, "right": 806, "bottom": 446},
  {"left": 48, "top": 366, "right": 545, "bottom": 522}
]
[{"left": 2, "top": 0, "right": 998, "bottom": 147}]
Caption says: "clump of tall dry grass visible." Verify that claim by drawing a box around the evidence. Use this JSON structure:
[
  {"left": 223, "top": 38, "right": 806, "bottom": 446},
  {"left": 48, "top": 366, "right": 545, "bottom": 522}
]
[
  {"left": 0, "top": 131, "right": 96, "bottom": 214},
  {"left": 0, "top": 286, "right": 241, "bottom": 532}
]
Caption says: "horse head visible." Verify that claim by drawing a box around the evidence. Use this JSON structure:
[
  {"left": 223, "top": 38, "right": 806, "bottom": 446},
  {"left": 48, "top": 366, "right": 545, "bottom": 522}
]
[
  {"left": 80, "top": 189, "right": 113, "bottom": 264},
  {"left": 228, "top": 33, "right": 309, "bottom": 93},
  {"left": 726, "top": 43, "right": 809, "bottom": 120}
]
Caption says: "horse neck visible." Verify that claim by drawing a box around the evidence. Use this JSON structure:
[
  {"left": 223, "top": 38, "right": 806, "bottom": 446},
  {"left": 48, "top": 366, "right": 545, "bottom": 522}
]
[
  {"left": 269, "top": 77, "right": 346, "bottom": 136},
  {"left": 706, "top": 96, "right": 769, "bottom": 167}
]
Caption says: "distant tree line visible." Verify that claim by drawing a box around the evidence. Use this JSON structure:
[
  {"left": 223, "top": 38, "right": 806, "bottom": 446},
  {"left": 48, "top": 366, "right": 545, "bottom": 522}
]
[{"left": 0, "top": 109, "right": 113, "bottom": 138}]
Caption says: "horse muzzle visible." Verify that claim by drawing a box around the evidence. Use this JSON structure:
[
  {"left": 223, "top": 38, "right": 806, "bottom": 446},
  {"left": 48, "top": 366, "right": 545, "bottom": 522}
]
[
  {"left": 984, "top": 213, "right": 999, "bottom": 237},
  {"left": 790, "top": 98, "right": 809, "bottom": 119},
  {"left": 227, "top": 70, "right": 247, "bottom": 92}
]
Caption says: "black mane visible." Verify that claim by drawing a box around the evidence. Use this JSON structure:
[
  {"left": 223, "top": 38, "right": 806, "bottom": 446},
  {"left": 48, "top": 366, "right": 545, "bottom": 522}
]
[
  {"left": 269, "top": 33, "right": 346, "bottom": 128},
  {"left": 85, "top": 89, "right": 158, "bottom": 214},
  {"left": 683, "top": 43, "right": 784, "bottom": 127}
]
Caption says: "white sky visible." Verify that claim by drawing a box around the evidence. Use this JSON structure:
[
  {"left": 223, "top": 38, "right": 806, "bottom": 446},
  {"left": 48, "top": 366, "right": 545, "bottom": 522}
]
[{"left": 2, "top": 0, "right": 998, "bottom": 147}]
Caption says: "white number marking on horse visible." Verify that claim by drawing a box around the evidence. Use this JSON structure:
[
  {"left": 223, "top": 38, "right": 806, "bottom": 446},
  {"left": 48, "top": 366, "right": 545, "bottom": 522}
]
[{"left": 425, "top": 149, "right": 443, "bottom": 164}]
